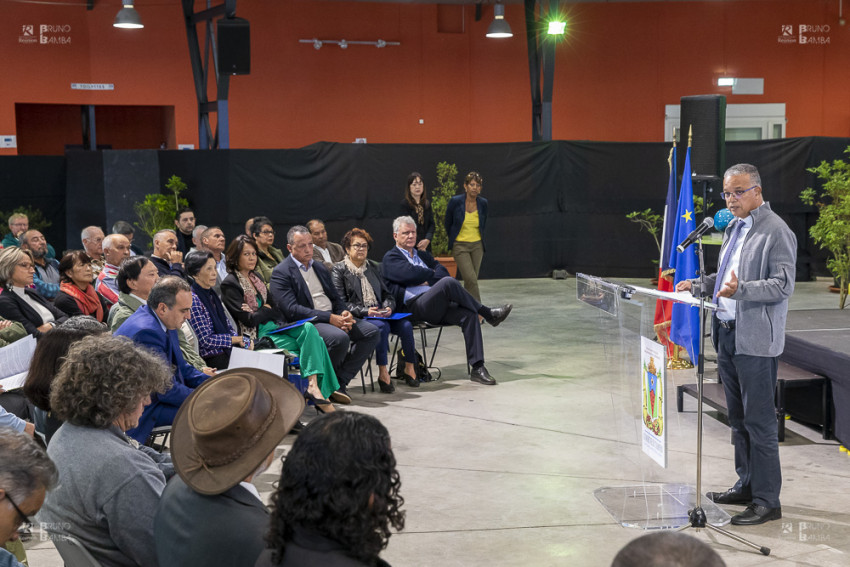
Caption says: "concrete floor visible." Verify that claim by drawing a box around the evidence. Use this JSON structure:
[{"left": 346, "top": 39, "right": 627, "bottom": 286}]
[{"left": 22, "top": 278, "right": 850, "bottom": 566}]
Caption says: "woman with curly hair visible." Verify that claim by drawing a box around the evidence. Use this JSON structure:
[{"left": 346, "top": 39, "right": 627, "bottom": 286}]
[
  {"left": 37, "top": 334, "right": 175, "bottom": 567},
  {"left": 258, "top": 412, "right": 405, "bottom": 567}
]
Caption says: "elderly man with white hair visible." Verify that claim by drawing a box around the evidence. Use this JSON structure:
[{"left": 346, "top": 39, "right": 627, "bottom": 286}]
[
  {"left": 80, "top": 225, "right": 105, "bottom": 279},
  {"left": 150, "top": 229, "right": 186, "bottom": 279},
  {"left": 95, "top": 233, "right": 132, "bottom": 307}
]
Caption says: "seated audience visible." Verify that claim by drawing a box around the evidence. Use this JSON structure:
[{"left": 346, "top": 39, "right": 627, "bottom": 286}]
[
  {"left": 2, "top": 214, "right": 56, "bottom": 259},
  {"left": 307, "top": 219, "right": 344, "bottom": 270},
  {"left": 37, "top": 335, "right": 175, "bottom": 567},
  {"left": 0, "top": 430, "right": 58, "bottom": 566},
  {"left": 184, "top": 251, "right": 249, "bottom": 369},
  {"left": 54, "top": 251, "right": 110, "bottom": 323},
  {"left": 199, "top": 226, "right": 228, "bottom": 284},
  {"left": 150, "top": 229, "right": 186, "bottom": 278},
  {"left": 154, "top": 369, "right": 305, "bottom": 567},
  {"left": 2, "top": 214, "right": 30, "bottom": 249},
  {"left": 0, "top": 344, "right": 35, "bottom": 433},
  {"left": 270, "top": 226, "right": 379, "bottom": 399},
  {"left": 221, "top": 235, "right": 338, "bottom": 409},
  {"left": 0, "top": 247, "right": 68, "bottom": 338},
  {"left": 332, "top": 228, "right": 417, "bottom": 391},
  {"left": 250, "top": 216, "right": 284, "bottom": 284},
  {"left": 110, "top": 257, "right": 212, "bottom": 375},
  {"left": 23, "top": 316, "right": 108, "bottom": 444},
  {"left": 611, "top": 532, "right": 726, "bottom": 567},
  {"left": 257, "top": 412, "right": 405, "bottom": 567},
  {"left": 398, "top": 172, "right": 435, "bottom": 252},
  {"left": 112, "top": 220, "right": 143, "bottom": 256},
  {"left": 244, "top": 217, "right": 256, "bottom": 237},
  {"left": 20, "top": 230, "right": 59, "bottom": 299},
  {"left": 174, "top": 207, "right": 196, "bottom": 255},
  {"left": 382, "top": 216, "right": 512, "bottom": 386},
  {"left": 190, "top": 224, "right": 206, "bottom": 254},
  {"left": 113, "top": 276, "right": 210, "bottom": 442},
  {"left": 80, "top": 225, "right": 105, "bottom": 278},
  {"left": 95, "top": 233, "right": 132, "bottom": 307}
]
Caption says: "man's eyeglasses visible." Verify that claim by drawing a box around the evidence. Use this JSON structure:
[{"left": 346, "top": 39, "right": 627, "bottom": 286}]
[
  {"left": 721, "top": 185, "right": 758, "bottom": 200},
  {"left": 4, "top": 491, "right": 32, "bottom": 529},
  {"left": 259, "top": 230, "right": 275, "bottom": 235}
]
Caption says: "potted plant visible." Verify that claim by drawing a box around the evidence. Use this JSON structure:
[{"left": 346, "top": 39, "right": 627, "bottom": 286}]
[
  {"left": 431, "top": 161, "right": 458, "bottom": 277},
  {"left": 801, "top": 146, "right": 850, "bottom": 309},
  {"left": 625, "top": 196, "right": 712, "bottom": 280},
  {"left": 134, "top": 175, "right": 190, "bottom": 249}
]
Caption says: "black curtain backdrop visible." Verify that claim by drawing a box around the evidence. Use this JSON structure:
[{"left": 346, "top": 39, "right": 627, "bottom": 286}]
[
  {"left": 0, "top": 155, "right": 66, "bottom": 251},
  {"left": 2, "top": 136, "right": 848, "bottom": 279}
]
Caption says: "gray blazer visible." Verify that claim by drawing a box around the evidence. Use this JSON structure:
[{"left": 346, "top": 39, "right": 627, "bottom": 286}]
[
  {"left": 154, "top": 476, "right": 269, "bottom": 567},
  {"left": 696, "top": 202, "right": 796, "bottom": 357}
]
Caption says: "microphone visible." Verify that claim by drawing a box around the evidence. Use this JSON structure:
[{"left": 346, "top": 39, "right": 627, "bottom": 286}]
[{"left": 676, "top": 217, "right": 714, "bottom": 253}]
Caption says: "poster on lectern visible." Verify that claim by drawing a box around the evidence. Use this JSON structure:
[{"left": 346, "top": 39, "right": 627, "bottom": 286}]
[{"left": 640, "top": 337, "right": 667, "bottom": 468}]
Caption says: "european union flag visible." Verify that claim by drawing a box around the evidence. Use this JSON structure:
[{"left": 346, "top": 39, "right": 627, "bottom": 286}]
[{"left": 669, "top": 147, "right": 700, "bottom": 364}]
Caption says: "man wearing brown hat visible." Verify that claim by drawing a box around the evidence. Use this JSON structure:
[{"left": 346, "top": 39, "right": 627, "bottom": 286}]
[{"left": 153, "top": 368, "right": 305, "bottom": 567}]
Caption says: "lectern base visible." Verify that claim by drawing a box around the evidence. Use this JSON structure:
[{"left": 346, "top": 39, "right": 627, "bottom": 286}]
[{"left": 594, "top": 483, "right": 731, "bottom": 530}]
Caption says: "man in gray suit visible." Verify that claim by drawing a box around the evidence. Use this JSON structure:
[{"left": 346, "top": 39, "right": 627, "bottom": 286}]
[
  {"left": 678, "top": 163, "right": 796, "bottom": 526},
  {"left": 153, "top": 368, "right": 305, "bottom": 567}
]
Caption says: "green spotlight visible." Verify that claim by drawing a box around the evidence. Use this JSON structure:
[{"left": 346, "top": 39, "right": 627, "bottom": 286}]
[{"left": 547, "top": 21, "right": 566, "bottom": 35}]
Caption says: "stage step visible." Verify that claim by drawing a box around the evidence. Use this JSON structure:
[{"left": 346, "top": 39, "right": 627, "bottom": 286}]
[{"left": 676, "top": 361, "right": 831, "bottom": 442}]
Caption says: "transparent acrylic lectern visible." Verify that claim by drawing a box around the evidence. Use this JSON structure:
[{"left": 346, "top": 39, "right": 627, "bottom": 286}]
[{"left": 576, "top": 273, "right": 730, "bottom": 530}]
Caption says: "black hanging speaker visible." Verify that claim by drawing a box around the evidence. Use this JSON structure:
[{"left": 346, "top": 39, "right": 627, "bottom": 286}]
[
  {"left": 679, "top": 95, "right": 726, "bottom": 179},
  {"left": 217, "top": 17, "right": 250, "bottom": 75}
]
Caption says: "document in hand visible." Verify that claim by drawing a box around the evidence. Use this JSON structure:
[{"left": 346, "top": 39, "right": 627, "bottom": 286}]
[{"left": 0, "top": 335, "right": 37, "bottom": 390}]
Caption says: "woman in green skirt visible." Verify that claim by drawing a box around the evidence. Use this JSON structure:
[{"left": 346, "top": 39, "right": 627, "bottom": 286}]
[{"left": 221, "top": 234, "right": 338, "bottom": 412}]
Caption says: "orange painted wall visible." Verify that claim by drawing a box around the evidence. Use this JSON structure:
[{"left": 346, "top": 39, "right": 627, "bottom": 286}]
[{"left": 1, "top": 0, "right": 847, "bottom": 154}]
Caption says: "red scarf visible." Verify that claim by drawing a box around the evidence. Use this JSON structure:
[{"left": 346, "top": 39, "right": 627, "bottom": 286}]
[{"left": 60, "top": 282, "right": 103, "bottom": 321}]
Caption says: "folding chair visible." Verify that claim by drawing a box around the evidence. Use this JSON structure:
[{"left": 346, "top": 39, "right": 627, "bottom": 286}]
[
  {"left": 51, "top": 533, "right": 102, "bottom": 567},
  {"left": 144, "top": 426, "right": 171, "bottom": 453},
  {"left": 390, "top": 321, "right": 446, "bottom": 381}
]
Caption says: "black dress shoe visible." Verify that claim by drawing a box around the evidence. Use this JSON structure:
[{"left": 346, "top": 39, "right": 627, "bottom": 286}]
[
  {"left": 486, "top": 304, "right": 513, "bottom": 327},
  {"left": 403, "top": 373, "right": 420, "bottom": 388},
  {"left": 731, "top": 504, "right": 781, "bottom": 526},
  {"left": 706, "top": 488, "right": 751, "bottom": 505},
  {"left": 290, "top": 420, "right": 306, "bottom": 435},
  {"left": 470, "top": 366, "right": 497, "bottom": 385},
  {"left": 379, "top": 379, "right": 395, "bottom": 393}
]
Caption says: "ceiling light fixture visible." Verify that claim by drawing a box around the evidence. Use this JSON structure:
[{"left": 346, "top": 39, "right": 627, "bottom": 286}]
[
  {"left": 486, "top": 3, "right": 513, "bottom": 39},
  {"left": 114, "top": 2, "right": 143, "bottom": 29}
]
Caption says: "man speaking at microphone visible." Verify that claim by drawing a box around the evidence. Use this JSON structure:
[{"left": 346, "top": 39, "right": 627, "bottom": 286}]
[{"left": 676, "top": 163, "right": 796, "bottom": 526}]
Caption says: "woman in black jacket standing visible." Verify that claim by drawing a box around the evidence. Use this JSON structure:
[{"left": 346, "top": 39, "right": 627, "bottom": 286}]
[{"left": 398, "top": 172, "right": 435, "bottom": 252}]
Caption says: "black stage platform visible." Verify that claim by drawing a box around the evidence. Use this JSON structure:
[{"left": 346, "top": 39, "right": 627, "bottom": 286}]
[
  {"left": 782, "top": 309, "right": 850, "bottom": 446},
  {"left": 677, "top": 309, "right": 849, "bottom": 445}
]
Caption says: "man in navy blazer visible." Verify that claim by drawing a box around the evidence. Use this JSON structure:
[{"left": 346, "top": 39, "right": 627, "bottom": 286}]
[
  {"left": 269, "top": 225, "right": 379, "bottom": 397},
  {"left": 382, "top": 216, "right": 512, "bottom": 386},
  {"left": 114, "top": 276, "right": 209, "bottom": 442}
]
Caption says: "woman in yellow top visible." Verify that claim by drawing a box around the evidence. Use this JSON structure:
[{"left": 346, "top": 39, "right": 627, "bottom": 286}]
[{"left": 444, "top": 171, "right": 488, "bottom": 301}]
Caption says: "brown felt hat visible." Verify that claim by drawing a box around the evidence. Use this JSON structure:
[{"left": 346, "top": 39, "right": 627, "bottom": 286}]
[{"left": 171, "top": 368, "right": 305, "bottom": 495}]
